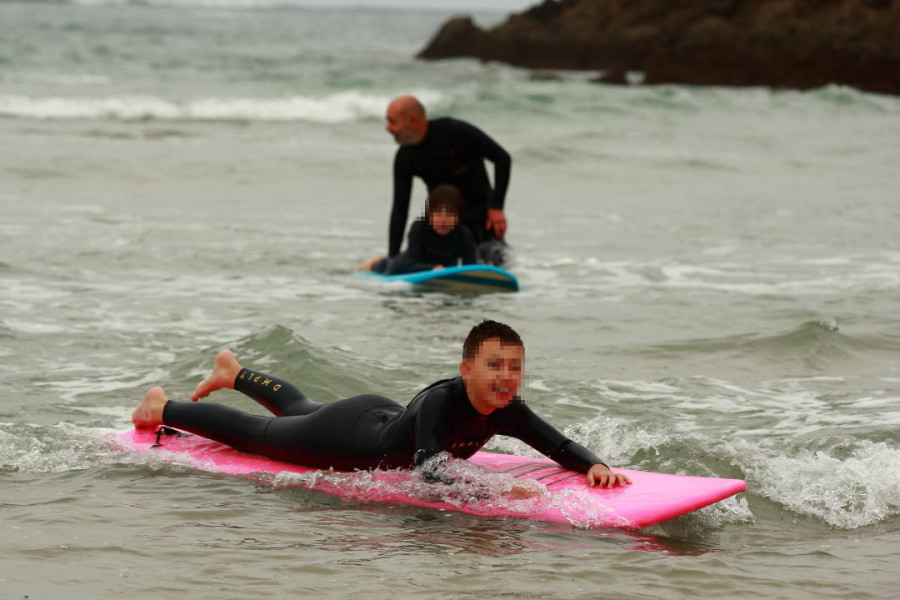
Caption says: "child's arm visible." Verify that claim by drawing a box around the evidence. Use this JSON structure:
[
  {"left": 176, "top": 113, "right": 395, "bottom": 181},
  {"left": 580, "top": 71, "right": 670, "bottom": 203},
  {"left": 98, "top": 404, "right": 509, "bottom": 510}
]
[{"left": 460, "top": 225, "right": 477, "bottom": 265}]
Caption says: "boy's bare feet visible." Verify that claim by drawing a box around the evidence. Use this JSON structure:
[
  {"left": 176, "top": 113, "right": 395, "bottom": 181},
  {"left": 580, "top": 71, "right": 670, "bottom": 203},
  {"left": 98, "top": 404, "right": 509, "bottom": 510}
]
[
  {"left": 132, "top": 386, "right": 168, "bottom": 429},
  {"left": 190, "top": 349, "right": 242, "bottom": 401}
]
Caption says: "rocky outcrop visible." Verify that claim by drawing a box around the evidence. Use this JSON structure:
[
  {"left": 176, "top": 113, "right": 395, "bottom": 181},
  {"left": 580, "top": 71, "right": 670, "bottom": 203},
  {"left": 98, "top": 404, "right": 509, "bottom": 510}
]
[{"left": 418, "top": 0, "right": 900, "bottom": 96}]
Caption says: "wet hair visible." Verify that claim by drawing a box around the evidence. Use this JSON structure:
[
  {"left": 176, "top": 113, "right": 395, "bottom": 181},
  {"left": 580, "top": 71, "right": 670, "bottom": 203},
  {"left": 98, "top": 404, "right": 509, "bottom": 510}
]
[
  {"left": 426, "top": 184, "right": 465, "bottom": 217},
  {"left": 463, "top": 320, "right": 524, "bottom": 360}
]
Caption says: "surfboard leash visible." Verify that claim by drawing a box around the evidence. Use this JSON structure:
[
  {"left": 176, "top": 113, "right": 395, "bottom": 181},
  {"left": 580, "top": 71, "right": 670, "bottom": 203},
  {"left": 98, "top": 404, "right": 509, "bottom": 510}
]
[{"left": 152, "top": 425, "right": 190, "bottom": 448}]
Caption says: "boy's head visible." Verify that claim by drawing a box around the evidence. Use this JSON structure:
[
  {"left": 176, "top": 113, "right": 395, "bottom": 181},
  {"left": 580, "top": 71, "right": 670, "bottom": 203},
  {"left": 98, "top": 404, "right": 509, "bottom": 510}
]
[
  {"left": 460, "top": 320, "right": 524, "bottom": 415},
  {"left": 426, "top": 185, "right": 464, "bottom": 236}
]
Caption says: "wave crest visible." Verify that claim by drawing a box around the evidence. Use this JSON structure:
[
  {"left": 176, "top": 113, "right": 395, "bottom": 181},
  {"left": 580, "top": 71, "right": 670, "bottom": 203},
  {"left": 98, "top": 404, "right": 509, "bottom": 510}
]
[{"left": 0, "top": 91, "right": 440, "bottom": 123}]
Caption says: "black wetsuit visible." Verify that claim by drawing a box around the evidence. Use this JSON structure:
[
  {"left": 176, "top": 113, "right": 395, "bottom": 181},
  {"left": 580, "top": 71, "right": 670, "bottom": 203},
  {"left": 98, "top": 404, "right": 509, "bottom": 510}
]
[
  {"left": 162, "top": 368, "right": 605, "bottom": 476},
  {"left": 390, "top": 117, "right": 511, "bottom": 257},
  {"left": 374, "top": 218, "right": 477, "bottom": 275}
]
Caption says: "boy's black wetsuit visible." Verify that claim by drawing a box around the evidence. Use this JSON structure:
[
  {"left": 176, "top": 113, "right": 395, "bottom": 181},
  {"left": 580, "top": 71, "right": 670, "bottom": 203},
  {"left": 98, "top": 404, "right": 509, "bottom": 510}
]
[
  {"left": 390, "top": 117, "right": 511, "bottom": 257},
  {"left": 162, "top": 368, "right": 605, "bottom": 477},
  {"left": 374, "top": 217, "right": 477, "bottom": 275}
]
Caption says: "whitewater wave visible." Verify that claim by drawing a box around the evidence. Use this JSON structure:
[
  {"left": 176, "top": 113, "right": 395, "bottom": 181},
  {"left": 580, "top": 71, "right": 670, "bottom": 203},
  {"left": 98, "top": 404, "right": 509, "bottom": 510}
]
[
  {"left": 734, "top": 437, "right": 900, "bottom": 529},
  {"left": 59, "top": 0, "right": 520, "bottom": 10},
  {"left": 627, "top": 319, "right": 900, "bottom": 376},
  {"left": 0, "top": 90, "right": 442, "bottom": 123},
  {"left": 575, "top": 415, "right": 900, "bottom": 530}
]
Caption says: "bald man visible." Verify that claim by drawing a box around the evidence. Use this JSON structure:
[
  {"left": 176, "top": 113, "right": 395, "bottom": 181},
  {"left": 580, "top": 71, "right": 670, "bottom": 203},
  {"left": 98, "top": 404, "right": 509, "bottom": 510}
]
[{"left": 384, "top": 96, "right": 511, "bottom": 266}]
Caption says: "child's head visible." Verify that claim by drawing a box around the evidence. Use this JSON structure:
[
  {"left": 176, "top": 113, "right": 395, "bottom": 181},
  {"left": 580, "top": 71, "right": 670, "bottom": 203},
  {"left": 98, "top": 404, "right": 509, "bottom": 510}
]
[
  {"left": 426, "top": 185, "right": 464, "bottom": 235},
  {"left": 460, "top": 319, "right": 524, "bottom": 414}
]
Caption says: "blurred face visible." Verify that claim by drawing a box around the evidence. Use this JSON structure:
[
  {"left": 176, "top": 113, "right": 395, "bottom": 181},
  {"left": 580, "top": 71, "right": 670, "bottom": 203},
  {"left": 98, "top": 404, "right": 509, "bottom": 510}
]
[
  {"left": 385, "top": 102, "right": 419, "bottom": 146},
  {"left": 429, "top": 207, "right": 459, "bottom": 235},
  {"left": 460, "top": 338, "right": 523, "bottom": 415}
]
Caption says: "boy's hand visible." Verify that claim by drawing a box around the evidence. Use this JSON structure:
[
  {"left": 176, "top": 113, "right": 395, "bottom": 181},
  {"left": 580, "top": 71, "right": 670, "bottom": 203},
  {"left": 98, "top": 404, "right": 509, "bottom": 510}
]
[{"left": 586, "top": 464, "right": 632, "bottom": 488}]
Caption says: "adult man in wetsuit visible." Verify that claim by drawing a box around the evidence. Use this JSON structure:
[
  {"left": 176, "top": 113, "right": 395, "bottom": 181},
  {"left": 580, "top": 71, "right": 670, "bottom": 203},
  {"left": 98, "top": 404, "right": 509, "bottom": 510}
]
[
  {"left": 132, "top": 320, "right": 631, "bottom": 491},
  {"left": 385, "top": 96, "right": 511, "bottom": 266}
]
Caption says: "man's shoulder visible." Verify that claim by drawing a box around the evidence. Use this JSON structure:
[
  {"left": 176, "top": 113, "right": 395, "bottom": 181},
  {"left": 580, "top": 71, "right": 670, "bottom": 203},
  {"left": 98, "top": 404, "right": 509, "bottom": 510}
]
[
  {"left": 434, "top": 116, "right": 475, "bottom": 131},
  {"left": 429, "top": 116, "right": 459, "bottom": 128}
]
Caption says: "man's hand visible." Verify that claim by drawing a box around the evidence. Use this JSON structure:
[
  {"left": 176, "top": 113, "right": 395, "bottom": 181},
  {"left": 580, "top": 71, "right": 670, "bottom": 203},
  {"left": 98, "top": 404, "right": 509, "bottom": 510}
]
[
  {"left": 486, "top": 208, "right": 507, "bottom": 238},
  {"left": 586, "top": 464, "right": 632, "bottom": 488},
  {"left": 432, "top": 264, "right": 444, "bottom": 270}
]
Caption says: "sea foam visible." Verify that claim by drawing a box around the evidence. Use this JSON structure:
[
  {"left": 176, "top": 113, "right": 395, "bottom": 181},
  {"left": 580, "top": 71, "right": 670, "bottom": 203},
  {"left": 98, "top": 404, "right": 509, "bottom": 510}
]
[{"left": 0, "top": 90, "right": 442, "bottom": 123}]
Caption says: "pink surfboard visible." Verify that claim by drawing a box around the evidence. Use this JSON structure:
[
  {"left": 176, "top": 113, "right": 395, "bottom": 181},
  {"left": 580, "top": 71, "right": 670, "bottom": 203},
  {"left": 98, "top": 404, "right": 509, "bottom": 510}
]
[{"left": 119, "top": 428, "right": 747, "bottom": 529}]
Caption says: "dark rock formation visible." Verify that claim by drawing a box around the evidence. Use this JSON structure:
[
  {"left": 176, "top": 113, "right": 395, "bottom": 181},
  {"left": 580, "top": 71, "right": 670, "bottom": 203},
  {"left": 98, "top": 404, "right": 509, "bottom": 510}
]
[{"left": 418, "top": 0, "right": 900, "bottom": 96}]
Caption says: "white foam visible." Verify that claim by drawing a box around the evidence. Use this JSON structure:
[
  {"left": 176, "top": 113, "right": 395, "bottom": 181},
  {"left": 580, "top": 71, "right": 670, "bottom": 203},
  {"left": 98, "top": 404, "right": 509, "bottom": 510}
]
[
  {"left": 565, "top": 411, "right": 900, "bottom": 529},
  {"left": 519, "top": 251, "right": 900, "bottom": 297},
  {"left": 736, "top": 438, "right": 900, "bottom": 528},
  {"left": 20, "top": 72, "right": 112, "bottom": 87},
  {"left": 527, "top": 379, "right": 552, "bottom": 392},
  {"left": 70, "top": 0, "right": 531, "bottom": 9},
  {"left": 0, "top": 90, "right": 443, "bottom": 123},
  {"left": 45, "top": 367, "right": 171, "bottom": 404},
  {"left": 0, "top": 423, "right": 115, "bottom": 473},
  {"left": 1, "top": 318, "right": 70, "bottom": 335}
]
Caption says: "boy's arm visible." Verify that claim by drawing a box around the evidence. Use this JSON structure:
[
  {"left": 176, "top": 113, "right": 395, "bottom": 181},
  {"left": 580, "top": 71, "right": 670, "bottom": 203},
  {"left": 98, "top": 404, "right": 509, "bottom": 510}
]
[
  {"left": 503, "top": 401, "right": 631, "bottom": 487},
  {"left": 411, "top": 387, "right": 452, "bottom": 476},
  {"left": 395, "top": 221, "right": 441, "bottom": 272},
  {"left": 459, "top": 225, "right": 477, "bottom": 265}
]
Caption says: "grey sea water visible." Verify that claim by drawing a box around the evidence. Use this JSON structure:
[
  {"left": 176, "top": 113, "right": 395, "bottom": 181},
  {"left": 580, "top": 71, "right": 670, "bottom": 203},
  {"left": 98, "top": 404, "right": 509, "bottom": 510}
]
[{"left": 2, "top": 2, "right": 900, "bottom": 599}]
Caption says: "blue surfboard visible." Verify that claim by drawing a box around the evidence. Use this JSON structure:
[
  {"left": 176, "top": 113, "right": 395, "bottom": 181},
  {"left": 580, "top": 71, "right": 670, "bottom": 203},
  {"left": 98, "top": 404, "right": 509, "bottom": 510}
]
[{"left": 358, "top": 265, "right": 519, "bottom": 293}]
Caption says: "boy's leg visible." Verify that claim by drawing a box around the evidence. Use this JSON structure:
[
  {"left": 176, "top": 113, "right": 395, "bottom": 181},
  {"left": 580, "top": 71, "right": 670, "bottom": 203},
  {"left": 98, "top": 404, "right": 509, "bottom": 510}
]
[
  {"left": 191, "top": 350, "right": 242, "bottom": 401},
  {"left": 234, "top": 367, "right": 321, "bottom": 417},
  {"left": 385, "top": 252, "right": 420, "bottom": 275},
  {"left": 135, "top": 388, "right": 402, "bottom": 470},
  {"left": 133, "top": 386, "right": 169, "bottom": 428},
  {"left": 191, "top": 349, "right": 320, "bottom": 417},
  {"left": 162, "top": 400, "right": 272, "bottom": 455},
  {"left": 132, "top": 386, "right": 316, "bottom": 459}
]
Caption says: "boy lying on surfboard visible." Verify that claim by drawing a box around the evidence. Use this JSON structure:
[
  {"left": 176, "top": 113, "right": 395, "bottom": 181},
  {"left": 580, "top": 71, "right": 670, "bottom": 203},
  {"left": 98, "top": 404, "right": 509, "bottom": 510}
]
[
  {"left": 132, "top": 320, "right": 631, "bottom": 496},
  {"left": 356, "top": 185, "right": 477, "bottom": 275}
]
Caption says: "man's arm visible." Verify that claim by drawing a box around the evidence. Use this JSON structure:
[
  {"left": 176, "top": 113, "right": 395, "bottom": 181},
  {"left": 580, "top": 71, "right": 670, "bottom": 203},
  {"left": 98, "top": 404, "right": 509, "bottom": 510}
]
[
  {"left": 453, "top": 120, "right": 511, "bottom": 210},
  {"left": 453, "top": 119, "right": 511, "bottom": 237},
  {"left": 389, "top": 151, "right": 414, "bottom": 257}
]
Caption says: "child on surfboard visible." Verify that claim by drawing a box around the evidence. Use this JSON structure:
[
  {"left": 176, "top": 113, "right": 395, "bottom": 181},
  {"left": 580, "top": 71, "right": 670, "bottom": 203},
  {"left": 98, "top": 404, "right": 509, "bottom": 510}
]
[
  {"left": 357, "top": 184, "right": 477, "bottom": 275},
  {"left": 132, "top": 320, "right": 631, "bottom": 494}
]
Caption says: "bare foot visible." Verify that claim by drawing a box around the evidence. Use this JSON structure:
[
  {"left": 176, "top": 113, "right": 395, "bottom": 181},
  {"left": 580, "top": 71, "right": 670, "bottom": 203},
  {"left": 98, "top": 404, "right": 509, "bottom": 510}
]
[
  {"left": 190, "top": 349, "right": 242, "bottom": 401},
  {"left": 356, "top": 255, "right": 382, "bottom": 271},
  {"left": 132, "top": 386, "right": 168, "bottom": 429},
  {"left": 507, "top": 481, "right": 546, "bottom": 500}
]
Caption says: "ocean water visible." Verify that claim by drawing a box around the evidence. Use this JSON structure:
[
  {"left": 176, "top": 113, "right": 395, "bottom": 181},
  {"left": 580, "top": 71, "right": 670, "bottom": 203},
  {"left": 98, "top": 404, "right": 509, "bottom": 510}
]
[{"left": 2, "top": 1, "right": 900, "bottom": 598}]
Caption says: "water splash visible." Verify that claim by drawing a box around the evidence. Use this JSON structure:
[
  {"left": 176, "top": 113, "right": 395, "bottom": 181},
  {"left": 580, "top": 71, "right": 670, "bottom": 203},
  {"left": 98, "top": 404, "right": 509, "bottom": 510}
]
[{"left": 734, "top": 437, "right": 900, "bottom": 529}]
